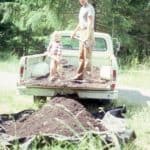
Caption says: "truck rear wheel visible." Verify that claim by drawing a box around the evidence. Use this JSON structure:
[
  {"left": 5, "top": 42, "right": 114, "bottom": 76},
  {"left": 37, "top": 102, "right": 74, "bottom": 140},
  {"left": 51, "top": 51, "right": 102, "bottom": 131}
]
[{"left": 33, "top": 96, "right": 47, "bottom": 108}]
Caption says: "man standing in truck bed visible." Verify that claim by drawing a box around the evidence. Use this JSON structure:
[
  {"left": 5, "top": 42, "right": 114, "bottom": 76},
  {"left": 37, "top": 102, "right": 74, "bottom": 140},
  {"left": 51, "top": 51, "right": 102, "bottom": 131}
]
[{"left": 71, "top": 0, "right": 95, "bottom": 80}]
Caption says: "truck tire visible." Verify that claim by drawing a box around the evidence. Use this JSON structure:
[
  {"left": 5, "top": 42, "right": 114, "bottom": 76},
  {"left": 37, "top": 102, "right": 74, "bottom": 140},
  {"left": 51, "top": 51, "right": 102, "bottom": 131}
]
[{"left": 33, "top": 96, "right": 47, "bottom": 108}]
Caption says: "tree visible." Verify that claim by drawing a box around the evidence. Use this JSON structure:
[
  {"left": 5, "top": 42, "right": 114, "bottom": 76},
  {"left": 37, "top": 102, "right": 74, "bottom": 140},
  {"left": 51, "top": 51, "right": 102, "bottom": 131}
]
[{"left": 0, "top": 0, "right": 149, "bottom": 65}]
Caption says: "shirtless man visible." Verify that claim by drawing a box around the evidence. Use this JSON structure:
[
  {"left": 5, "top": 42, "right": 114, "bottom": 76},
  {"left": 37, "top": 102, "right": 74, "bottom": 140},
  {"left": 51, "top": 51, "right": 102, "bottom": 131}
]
[{"left": 71, "top": 0, "right": 95, "bottom": 80}]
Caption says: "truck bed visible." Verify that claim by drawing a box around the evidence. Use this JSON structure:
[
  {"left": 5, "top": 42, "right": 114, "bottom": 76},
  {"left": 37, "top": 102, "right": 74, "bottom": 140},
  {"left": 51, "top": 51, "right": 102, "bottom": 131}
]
[{"left": 21, "top": 66, "right": 111, "bottom": 90}]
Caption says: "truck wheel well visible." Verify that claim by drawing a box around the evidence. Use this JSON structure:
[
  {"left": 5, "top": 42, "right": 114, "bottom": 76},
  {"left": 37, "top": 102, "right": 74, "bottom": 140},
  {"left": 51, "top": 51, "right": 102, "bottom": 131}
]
[{"left": 33, "top": 96, "right": 47, "bottom": 108}]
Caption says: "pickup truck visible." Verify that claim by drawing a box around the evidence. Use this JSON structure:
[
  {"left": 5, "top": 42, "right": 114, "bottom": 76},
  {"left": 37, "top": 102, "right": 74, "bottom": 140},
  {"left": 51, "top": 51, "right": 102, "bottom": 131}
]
[{"left": 17, "top": 31, "right": 119, "bottom": 102}]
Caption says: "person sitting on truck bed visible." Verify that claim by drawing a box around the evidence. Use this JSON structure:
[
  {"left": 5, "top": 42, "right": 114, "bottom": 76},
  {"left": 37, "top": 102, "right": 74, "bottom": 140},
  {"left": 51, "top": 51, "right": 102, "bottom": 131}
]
[
  {"left": 46, "top": 31, "right": 62, "bottom": 81},
  {"left": 71, "top": 0, "right": 95, "bottom": 80}
]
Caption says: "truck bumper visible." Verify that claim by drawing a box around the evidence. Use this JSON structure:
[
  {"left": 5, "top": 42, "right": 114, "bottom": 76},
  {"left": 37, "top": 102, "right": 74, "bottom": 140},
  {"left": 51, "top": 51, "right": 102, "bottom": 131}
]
[{"left": 18, "top": 85, "right": 118, "bottom": 100}]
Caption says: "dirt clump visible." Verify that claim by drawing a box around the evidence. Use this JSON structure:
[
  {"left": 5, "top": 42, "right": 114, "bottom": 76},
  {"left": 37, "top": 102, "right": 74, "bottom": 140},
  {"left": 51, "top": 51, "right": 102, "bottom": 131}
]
[{"left": 4, "top": 97, "right": 106, "bottom": 138}]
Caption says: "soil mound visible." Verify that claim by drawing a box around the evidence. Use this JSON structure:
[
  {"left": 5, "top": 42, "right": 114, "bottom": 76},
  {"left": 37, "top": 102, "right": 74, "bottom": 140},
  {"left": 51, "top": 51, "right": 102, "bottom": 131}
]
[{"left": 4, "top": 97, "right": 106, "bottom": 138}]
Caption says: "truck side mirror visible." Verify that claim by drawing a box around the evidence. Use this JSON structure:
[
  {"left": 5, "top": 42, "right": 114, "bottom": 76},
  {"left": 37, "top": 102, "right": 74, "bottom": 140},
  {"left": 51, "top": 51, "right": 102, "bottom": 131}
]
[{"left": 113, "top": 38, "right": 120, "bottom": 56}]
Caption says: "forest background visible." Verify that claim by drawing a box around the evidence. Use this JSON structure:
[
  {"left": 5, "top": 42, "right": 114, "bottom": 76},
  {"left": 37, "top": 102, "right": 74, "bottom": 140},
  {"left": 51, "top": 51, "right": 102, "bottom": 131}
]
[{"left": 0, "top": 0, "right": 149, "bottom": 66}]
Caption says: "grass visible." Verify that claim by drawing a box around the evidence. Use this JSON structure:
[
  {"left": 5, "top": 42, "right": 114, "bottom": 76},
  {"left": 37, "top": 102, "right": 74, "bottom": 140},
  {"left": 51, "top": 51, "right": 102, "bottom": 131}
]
[
  {"left": 118, "top": 59, "right": 150, "bottom": 90},
  {"left": 127, "top": 106, "right": 150, "bottom": 150},
  {"left": 7, "top": 133, "right": 107, "bottom": 150},
  {"left": 119, "top": 69, "right": 150, "bottom": 90},
  {"left": 116, "top": 64, "right": 150, "bottom": 150},
  {"left": 0, "top": 88, "right": 34, "bottom": 114},
  {"left": 0, "top": 57, "right": 150, "bottom": 149},
  {"left": 0, "top": 55, "right": 19, "bottom": 73},
  {"left": 113, "top": 100, "right": 150, "bottom": 150},
  {"left": 0, "top": 56, "right": 35, "bottom": 113}
]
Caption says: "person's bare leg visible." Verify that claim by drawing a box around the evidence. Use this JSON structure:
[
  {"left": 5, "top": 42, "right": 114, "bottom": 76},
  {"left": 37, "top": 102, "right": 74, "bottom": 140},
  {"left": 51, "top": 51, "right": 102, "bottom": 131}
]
[
  {"left": 50, "top": 60, "right": 57, "bottom": 81},
  {"left": 84, "top": 31, "right": 94, "bottom": 77},
  {"left": 73, "top": 43, "right": 85, "bottom": 80},
  {"left": 84, "top": 45, "right": 92, "bottom": 73}
]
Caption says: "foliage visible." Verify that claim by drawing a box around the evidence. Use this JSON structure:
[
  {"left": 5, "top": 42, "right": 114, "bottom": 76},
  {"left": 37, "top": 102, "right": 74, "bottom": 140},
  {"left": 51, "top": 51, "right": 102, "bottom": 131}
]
[
  {"left": 91, "top": 0, "right": 150, "bottom": 65},
  {"left": 0, "top": 0, "right": 77, "bottom": 56},
  {"left": 0, "top": 0, "right": 149, "bottom": 64}
]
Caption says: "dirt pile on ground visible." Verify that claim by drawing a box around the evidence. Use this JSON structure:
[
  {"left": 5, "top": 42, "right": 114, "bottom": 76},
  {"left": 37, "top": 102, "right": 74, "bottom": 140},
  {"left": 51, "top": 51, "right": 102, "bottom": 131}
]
[{"left": 4, "top": 97, "right": 106, "bottom": 138}]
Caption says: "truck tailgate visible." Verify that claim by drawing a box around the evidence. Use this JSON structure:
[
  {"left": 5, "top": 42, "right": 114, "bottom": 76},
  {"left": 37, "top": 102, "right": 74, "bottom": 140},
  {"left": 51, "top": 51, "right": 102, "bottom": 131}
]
[
  {"left": 20, "top": 65, "right": 112, "bottom": 91},
  {"left": 23, "top": 78, "right": 111, "bottom": 91}
]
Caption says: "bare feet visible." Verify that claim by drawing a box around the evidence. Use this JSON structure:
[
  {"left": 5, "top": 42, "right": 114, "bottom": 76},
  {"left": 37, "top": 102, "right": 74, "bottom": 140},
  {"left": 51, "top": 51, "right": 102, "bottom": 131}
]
[
  {"left": 49, "top": 76, "right": 56, "bottom": 82},
  {"left": 72, "top": 74, "right": 83, "bottom": 80}
]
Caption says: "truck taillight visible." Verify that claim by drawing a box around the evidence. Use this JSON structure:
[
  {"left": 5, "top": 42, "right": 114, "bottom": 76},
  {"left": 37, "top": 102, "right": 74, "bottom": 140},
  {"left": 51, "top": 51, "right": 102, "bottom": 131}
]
[
  {"left": 20, "top": 66, "right": 24, "bottom": 77},
  {"left": 111, "top": 83, "right": 116, "bottom": 90},
  {"left": 112, "top": 70, "right": 116, "bottom": 81}
]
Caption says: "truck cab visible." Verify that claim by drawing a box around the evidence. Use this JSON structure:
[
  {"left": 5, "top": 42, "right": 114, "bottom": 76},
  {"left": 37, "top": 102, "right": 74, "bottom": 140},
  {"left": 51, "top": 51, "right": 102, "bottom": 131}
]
[{"left": 17, "top": 31, "right": 119, "bottom": 101}]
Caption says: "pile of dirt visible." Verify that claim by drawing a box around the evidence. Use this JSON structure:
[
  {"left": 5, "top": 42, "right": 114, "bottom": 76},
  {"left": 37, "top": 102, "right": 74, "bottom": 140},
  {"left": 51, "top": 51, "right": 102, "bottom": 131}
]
[{"left": 3, "top": 97, "right": 106, "bottom": 138}]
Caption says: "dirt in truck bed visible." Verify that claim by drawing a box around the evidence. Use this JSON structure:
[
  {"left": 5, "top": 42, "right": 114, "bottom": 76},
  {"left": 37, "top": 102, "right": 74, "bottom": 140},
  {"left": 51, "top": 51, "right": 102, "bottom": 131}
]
[
  {"left": 3, "top": 97, "right": 106, "bottom": 138},
  {"left": 23, "top": 66, "right": 110, "bottom": 89}
]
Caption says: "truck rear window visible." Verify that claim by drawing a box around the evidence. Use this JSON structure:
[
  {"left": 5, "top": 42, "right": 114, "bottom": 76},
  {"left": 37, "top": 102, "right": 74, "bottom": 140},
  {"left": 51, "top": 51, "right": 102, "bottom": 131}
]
[{"left": 61, "top": 36, "right": 107, "bottom": 51}]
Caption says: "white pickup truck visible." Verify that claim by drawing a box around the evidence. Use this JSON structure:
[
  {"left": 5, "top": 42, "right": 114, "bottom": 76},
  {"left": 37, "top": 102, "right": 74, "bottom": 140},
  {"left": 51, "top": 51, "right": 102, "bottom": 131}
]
[{"left": 17, "top": 31, "right": 119, "bottom": 102}]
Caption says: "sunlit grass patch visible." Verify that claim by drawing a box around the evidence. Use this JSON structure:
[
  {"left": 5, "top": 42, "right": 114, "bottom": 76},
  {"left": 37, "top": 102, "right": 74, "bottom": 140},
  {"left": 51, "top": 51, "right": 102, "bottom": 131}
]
[
  {"left": 0, "top": 55, "right": 19, "bottom": 73},
  {"left": 0, "top": 88, "right": 34, "bottom": 114},
  {"left": 119, "top": 70, "right": 150, "bottom": 90},
  {"left": 127, "top": 106, "right": 150, "bottom": 150},
  {"left": 114, "top": 99, "right": 150, "bottom": 150}
]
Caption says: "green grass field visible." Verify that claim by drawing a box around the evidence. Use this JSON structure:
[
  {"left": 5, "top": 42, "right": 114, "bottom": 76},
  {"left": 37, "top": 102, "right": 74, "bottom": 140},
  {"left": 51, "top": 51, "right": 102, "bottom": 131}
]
[
  {"left": 0, "top": 57, "right": 34, "bottom": 113},
  {"left": 0, "top": 55, "right": 19, "bottom": 73},
  {"left": 0, "top": 58, "right": 150, "bottom": 149},
  {"left": 119, "top": 69, "right": 150, "bottom": 90}
]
